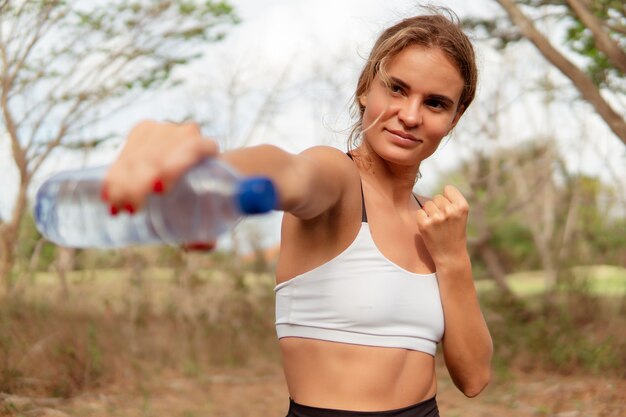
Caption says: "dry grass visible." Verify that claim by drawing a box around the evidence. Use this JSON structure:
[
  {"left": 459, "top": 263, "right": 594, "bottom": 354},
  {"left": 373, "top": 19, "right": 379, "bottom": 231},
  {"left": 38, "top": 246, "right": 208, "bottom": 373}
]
[
  {"left": 1, "top": 263, "right": 625, "bottom": 416},
  {"left": 1, "top": 264, "right": 278, "bottom": 401}
]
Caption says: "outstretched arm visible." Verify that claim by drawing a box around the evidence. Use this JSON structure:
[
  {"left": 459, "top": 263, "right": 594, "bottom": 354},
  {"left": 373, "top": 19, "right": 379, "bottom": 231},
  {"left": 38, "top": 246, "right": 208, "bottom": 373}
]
[{"left": 103, "top": 120, "right": 352, "bottom": 221}]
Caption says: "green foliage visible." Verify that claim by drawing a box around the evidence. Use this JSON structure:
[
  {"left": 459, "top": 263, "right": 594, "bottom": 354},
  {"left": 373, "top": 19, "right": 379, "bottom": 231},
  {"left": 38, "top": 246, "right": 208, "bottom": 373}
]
[
  {"left": 463, "top": 0, "right": 625, "bottom": 91},
  {"left": 450, "top": 140, "right": 626, "bottom": 282},
  {"left": 489, "top": 220, "right": 539, "bottom": 271},
  {"left": 483, "top": 287, "right": 626, "bottom": 377},
  {"left": 570, "top": 0, "right": 625, "bottom": 85}
]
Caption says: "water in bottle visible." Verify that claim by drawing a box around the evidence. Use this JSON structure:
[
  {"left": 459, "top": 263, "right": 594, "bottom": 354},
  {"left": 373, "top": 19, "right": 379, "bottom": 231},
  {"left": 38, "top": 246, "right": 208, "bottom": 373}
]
[{"left": 34, "top": 160, "right": 277, "bottom": 248}]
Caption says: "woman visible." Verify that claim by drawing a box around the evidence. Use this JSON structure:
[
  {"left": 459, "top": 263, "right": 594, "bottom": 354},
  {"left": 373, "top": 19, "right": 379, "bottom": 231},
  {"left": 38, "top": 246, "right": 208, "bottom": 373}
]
[{"left": 103, "top": 8, "right": 492, "bottom": 417}]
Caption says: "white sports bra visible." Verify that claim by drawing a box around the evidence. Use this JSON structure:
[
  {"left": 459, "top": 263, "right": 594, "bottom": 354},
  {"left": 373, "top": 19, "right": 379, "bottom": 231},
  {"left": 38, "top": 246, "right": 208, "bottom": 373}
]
[{"left": 274, "top": 221, "right": 445, "bottom": 356}]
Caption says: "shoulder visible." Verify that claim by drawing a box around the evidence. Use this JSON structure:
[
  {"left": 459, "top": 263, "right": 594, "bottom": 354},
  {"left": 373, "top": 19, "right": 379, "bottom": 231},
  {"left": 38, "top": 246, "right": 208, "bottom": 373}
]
[
  {"left": 299, "top": 146, "right": 352, "bottom": 166},
  {"left": 298, "top": 145, "right": 361, "bottom": 186}
]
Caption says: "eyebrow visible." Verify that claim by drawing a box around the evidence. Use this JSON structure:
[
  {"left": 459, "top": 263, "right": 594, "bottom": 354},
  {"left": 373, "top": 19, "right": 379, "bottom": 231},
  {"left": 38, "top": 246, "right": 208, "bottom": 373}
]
[{"left": 388, "top": 76, "right": 457, "bottom": 107}]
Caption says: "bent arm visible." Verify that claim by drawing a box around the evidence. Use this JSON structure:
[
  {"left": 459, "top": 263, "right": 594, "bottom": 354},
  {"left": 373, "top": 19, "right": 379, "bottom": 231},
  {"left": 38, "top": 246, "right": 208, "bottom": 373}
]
[
  {"left": 438, "top": 253, "right": 493, "bottom": 397},
  {"left": 416, "top": 186, "right": 492, "bottom": 397}
]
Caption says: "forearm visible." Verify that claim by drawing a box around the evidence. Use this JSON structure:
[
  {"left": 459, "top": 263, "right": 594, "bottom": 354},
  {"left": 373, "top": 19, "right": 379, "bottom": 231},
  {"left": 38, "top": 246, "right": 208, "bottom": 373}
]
[
  {"left": 220, "top": 145, "right": 347, "bottom": 219},
  {"left": 437, "top": 252, "right": 493, "bottom": 397}
]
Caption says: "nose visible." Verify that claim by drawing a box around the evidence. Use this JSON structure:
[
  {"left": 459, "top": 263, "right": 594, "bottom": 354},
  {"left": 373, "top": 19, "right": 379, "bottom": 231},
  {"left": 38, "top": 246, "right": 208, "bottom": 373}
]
[{"left": 398, "top": 98, "right": 422, "bottom": 128}]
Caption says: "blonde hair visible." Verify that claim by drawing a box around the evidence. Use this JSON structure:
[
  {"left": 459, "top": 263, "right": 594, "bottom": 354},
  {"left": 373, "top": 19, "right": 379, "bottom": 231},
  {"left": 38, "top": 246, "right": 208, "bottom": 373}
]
[{"left": 348, "top": 7, "right": 477, "bottom": 151}]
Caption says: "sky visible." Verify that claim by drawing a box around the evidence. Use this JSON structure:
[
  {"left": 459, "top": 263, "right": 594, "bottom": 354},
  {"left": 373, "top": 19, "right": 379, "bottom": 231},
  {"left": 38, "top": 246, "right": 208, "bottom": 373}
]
[{"left": 1, "top": 0, "right": 625, "bottom": 249}]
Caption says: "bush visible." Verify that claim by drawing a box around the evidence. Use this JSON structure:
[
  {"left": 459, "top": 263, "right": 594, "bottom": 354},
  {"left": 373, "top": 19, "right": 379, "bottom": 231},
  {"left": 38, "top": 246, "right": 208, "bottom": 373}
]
[{"left": 483, "top": 287, "right": 626, "bottom": 378}]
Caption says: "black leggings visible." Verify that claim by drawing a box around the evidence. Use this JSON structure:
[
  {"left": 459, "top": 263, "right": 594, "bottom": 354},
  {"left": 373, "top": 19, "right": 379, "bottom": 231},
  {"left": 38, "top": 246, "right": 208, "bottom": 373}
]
[{"left": 286, "top": 396, "right": 439, "bottom": 417}]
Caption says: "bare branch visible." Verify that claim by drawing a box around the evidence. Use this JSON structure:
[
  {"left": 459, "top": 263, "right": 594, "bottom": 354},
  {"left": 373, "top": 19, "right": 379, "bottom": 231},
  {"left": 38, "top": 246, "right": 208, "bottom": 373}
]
[
  {"left": 5, "top": 4, "right": 61, "bottom": 87},
  {"left": 606, "top": 23, "right": 626, "bottom": 37},
  {"left": 29, "top": 97, "right": 87, "bottom": 175},
  {"left": 239, "top": 62, "right": 293, "bottom": 147}
]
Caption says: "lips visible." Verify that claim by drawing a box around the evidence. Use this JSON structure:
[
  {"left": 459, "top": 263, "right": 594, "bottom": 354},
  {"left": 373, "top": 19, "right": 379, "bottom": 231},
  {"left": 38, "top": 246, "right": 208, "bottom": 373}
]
[{"left": 386, "top": 128, "right": 420, "bottom": 142}]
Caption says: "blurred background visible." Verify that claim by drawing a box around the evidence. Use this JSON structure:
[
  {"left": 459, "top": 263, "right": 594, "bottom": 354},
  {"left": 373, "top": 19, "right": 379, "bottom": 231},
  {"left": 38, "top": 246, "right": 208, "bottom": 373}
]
[{"left": 1, "top": 1, "right": 625, "bottom": 416}]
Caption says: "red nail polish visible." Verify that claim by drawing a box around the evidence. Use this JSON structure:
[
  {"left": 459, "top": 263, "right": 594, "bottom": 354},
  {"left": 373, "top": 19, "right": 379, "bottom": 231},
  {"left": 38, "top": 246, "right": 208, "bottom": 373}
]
[
  {"left": 185, "top": 242, "right": 215, "bottom": 251},
  {"left": 124, "top": 203, "right": 135, "bottom": 214},
  {"left": 100, "top": 187, "right": 109, "bottom": 202},
  {"left": 110, "top": 205, "right": 119, "bottom": 216},
  {"left": 153, "top": 179, "right": 164, "bottom": 193}
]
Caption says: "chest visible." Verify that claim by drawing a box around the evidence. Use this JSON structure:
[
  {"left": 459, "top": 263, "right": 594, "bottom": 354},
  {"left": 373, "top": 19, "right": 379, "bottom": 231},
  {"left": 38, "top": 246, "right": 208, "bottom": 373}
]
[{"left": 367, "top": 209, "right": 435, "bottom": 275}]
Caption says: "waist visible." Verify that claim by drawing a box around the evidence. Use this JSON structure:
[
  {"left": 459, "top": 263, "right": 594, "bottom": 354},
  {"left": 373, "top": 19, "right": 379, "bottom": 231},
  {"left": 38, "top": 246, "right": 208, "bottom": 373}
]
[
  {"left": 288, "top": 395, "right": 439, "bottom": 417},
  {"left": 280, "top": 338, "right": 437, "bottom": 411}
]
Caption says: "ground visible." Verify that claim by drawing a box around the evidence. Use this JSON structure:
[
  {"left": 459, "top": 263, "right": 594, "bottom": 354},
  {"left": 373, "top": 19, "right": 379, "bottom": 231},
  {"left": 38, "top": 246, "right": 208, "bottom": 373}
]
[{"left": 3, "top": 361, "right": 624, "bottom": 417}]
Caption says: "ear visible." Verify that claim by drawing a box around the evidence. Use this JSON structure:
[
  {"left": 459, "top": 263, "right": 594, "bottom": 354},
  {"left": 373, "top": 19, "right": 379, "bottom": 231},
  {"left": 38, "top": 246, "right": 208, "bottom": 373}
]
[
  {"left": 359, "top": 94, "right": 367, "bottom": 108},
  {"left": 448, "top": 105, "right": 465, "bottom": 132}
]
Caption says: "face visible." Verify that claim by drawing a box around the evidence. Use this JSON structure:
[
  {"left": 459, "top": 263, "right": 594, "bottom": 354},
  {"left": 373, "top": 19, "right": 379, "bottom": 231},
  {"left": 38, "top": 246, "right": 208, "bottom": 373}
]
[{"left": 359, "top": 45, "right": 464, "bottom": 167}]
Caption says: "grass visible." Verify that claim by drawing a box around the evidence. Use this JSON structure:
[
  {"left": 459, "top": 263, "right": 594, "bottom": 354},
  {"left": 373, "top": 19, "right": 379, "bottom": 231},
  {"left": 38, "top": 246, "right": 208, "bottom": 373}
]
[
  {"left": 475, "top": 264, "right": 626, "bottom": 296},
  {"left": 29, "top": 264, "right": 626, "bottom": 301},
  {"left": 1, "top": 262, "right": 625, "bottom": 410},
  {"left": 23, "top": 266, "right": 275, "bottom": 314}
]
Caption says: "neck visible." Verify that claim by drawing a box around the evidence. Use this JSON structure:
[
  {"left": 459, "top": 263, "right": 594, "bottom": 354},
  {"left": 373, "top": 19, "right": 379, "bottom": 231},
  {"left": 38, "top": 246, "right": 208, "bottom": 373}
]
[{"left": 352, "top": 145, "right": 420, "bottom": 204}]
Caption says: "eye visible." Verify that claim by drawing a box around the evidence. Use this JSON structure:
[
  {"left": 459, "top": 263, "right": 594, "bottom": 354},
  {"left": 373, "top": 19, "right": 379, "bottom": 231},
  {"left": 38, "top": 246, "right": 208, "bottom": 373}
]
[
  {"left": 388, "top": 82, "right": 405, "bottom": 95},
  {"left": 425, "top": 98, "right": 449, "bottom": 110}
]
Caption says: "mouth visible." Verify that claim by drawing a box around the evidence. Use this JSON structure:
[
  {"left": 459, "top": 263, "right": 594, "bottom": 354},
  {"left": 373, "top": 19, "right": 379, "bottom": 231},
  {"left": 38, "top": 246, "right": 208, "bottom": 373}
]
[{"left": 385, "top": 128, "right": 420, "bottom": 143}]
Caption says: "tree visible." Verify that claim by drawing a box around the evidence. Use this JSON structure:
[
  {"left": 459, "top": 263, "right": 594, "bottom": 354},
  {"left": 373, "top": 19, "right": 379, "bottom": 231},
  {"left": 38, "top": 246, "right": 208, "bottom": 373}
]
[
  {"left": 465, "top": 0, "right": 626, "bottom": 146},
  {"left": 441, "top": 45, "right": 626, "bottom": 296},
  {"left": 0, "top": 0, "right": 238, "bottom": 293}
]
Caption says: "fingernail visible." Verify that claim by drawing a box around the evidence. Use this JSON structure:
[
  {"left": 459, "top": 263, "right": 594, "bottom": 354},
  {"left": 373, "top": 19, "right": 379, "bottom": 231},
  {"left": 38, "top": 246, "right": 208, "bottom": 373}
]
[
  {"left": 109, "top": 205, "right": 119, "bottom": 216},
  {"left": 153, "top": 179, "right": 164, "bottom": 193},
  {"left": 185, "top": 242, "right": 215, "bottom": 251},
  {"left": 123, "top": 203, "right": 135, "bottom": 214},
  {"left": 100, "top": 187, "right": 109, "bottom": 202}
]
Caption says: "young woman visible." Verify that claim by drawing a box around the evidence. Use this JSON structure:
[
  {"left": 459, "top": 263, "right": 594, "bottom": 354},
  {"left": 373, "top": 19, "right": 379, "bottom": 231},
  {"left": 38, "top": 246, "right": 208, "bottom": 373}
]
[{"left": 103, "top": 8, "right": 492, "bottom": 417}]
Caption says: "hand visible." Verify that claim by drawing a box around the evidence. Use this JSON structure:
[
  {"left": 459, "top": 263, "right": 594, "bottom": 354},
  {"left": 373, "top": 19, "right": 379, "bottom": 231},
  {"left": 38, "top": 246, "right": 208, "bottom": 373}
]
[
  {"left": 102, "top": 120, "right": 219, "bottom": 213},
  {"left": 416, "top": 185, "right": 469, "bottom": 265},
  {"left": 102, "top": 120, "right": 219, "bottom": 252}
]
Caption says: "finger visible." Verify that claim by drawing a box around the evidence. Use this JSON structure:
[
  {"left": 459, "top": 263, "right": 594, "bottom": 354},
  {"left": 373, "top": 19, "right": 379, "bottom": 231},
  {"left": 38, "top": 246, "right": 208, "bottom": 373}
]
[
  {"left": 416, "top": 208, "right": 429, "bottom": 225},
  {"left": 432, "top": 194, "right": 450, "bottom": 211},
  {"left": 104, "top": 162, "right": 158, "bottom": 213},
  {"left": 159, "top": 136, "right": 220, "bottom": 191},
  {"left": 421, "top": 200, "right": 442, "bottom": 218},
  {"left": 443, "top": 185, "right": 465, "bottom": 204}
]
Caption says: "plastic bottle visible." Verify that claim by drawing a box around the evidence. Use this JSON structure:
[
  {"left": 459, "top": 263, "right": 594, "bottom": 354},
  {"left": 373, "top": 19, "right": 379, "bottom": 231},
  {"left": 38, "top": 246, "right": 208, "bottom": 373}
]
[{"left": 34, "top": 159, "right": 278, "bottom": 248}]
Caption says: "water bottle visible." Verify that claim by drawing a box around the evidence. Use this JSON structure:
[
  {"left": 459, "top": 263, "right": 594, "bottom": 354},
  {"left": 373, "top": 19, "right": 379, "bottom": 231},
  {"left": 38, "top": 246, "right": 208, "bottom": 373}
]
[{"left": 34, "top": 159, "right": 278, "bottom": 248}]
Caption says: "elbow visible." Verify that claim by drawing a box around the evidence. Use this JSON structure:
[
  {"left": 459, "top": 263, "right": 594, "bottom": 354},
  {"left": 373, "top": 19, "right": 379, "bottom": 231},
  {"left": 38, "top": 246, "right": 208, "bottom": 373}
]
[{"left": 460, "top": 368, "right": 491, "bottom": 398}]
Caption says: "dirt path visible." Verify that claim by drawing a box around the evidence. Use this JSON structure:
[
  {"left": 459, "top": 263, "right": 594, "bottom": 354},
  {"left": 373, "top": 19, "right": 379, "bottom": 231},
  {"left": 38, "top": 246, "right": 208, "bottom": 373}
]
[{"left": 4, "top": 360, "right": 624, "bottom": 417}]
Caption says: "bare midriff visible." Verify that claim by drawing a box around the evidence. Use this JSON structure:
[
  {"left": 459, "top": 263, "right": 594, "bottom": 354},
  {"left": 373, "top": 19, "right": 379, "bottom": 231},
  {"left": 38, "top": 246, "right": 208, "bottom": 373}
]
[{"left": 279, "top": 337, "right": 437, "bottom": 411}]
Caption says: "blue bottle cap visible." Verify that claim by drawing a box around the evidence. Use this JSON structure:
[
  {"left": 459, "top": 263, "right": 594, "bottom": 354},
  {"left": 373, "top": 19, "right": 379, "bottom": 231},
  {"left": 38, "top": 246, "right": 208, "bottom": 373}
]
[{"left": 237, "top": 177, "right": 278, "bottom": 214}]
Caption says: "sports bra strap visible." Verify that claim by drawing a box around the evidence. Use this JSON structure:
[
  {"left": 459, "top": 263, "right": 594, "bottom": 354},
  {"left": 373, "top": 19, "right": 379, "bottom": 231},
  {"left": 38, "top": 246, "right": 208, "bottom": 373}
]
[
  {"left": 360, "top": 182, "right": 368, "bottom": 223},
  {"left": 415, "top": 194, "right": 424, "bottom": 209},
  {"left": 346, "top": 153, "right": 368, "bottom": 222}
]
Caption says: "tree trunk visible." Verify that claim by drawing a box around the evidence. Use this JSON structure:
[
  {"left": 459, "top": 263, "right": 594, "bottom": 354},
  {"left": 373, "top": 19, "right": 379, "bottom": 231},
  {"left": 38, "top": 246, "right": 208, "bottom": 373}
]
[
  {"left": 54, "top": 247, "right": 75, "bottom": 299},
  {"left": 0, "top": 182, "right": 29, "bottom": 294},
  {"left": 477, "top": 243, "right": 516, "bottom": 297},
  {"left": 509, "top": 146, "right": 558, "bottom": 290},
  {"left": 0, "top": 232, "right": 15, "bottom": 296}
]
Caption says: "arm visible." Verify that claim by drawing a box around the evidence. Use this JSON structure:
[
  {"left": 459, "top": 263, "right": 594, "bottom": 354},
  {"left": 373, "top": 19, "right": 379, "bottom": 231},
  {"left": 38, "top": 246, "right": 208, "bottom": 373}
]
[
  {"left": 221, "top": 145, "right": 351, "bottom": 220},
  {"left": 416, "top": 185, "right": 493, "bottom": 397},
  {"left": 103, "top": 120, "right": 351, "bottom": 220}
]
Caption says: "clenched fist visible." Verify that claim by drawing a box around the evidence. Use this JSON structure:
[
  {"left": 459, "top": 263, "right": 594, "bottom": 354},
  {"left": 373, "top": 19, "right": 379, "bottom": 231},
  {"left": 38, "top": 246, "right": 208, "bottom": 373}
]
[{"left": 416, "top": 185, "right": 469, "bottom": 265}]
